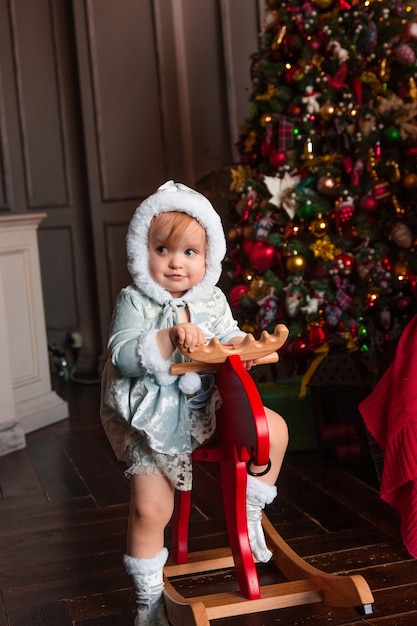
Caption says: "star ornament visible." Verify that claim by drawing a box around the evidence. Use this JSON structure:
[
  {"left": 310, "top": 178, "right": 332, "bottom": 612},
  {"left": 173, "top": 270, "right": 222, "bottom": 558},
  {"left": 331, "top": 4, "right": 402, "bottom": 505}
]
[{"left": 264, "top": 173, "right": 300, "bottom": 218}]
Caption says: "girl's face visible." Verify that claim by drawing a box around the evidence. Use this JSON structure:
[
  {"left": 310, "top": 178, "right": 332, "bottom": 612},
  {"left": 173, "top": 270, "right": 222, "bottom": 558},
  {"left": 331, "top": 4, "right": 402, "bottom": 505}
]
[{"left": 148, "top": 213, "right": 207, "bottom": 298}]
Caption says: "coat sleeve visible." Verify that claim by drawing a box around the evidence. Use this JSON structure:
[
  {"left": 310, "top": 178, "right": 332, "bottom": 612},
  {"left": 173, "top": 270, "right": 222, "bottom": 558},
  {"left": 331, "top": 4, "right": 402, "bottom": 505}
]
[{"left": 108, "top": 288, "right": 176, "bottom": 385}]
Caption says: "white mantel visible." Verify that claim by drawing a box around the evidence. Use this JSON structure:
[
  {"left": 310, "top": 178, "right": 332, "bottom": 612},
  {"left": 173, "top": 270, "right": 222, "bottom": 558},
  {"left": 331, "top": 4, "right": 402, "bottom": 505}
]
[{"left": 0, "top": 213, "right": 68, "bottom": 456}]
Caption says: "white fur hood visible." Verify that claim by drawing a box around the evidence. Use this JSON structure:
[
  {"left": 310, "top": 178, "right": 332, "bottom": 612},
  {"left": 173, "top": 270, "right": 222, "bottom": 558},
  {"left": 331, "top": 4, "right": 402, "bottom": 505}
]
[{"left": 126, "top": 180, "right": 226, "bottom": 304}]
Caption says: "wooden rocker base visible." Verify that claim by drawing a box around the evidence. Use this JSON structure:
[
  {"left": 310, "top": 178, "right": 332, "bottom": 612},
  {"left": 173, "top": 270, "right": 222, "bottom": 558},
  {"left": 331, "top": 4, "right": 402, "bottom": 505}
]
[{"left": 163, "top": 512, "right": 374, "bottom": 626}]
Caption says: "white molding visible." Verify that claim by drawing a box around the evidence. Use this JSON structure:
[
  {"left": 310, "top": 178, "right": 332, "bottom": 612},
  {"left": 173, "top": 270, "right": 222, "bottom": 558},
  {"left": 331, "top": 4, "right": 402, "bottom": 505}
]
[{"left": 0, "top": 213, "right": 68, "bottom": 443}]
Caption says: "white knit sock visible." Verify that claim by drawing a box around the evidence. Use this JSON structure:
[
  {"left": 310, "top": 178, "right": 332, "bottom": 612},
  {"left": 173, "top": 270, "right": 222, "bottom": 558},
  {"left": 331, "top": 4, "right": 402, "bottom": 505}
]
[
  {"left": 246, "top": 475, "right": 277, "bottom": 563},
  {"left": 124, "top": 549, "right": 169, "bottom": 626}
]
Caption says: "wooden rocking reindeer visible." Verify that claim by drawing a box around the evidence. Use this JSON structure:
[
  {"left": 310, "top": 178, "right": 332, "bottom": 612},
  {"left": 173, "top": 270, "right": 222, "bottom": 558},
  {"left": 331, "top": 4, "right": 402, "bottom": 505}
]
[{"left": 164, "top": 324, "right": 374, "bottom": 625}]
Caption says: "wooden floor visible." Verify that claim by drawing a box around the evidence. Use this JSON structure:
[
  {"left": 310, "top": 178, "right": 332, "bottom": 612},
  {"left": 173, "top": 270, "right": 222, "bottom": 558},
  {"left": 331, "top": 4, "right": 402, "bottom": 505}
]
[{"left": 1, "top": 382, "right": 416, "bottom": 626}]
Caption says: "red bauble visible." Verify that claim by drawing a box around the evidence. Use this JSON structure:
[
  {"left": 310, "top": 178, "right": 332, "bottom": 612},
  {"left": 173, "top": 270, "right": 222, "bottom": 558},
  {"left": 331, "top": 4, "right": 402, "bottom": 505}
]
[
  {"left": 287, "top": 337, "right": 309, "bottom": 356},
  {"left": 229, "top": 284, "right": 249, "bottom": 308},
  {"left": 308, "top": 325, "right": 326, "bottom": 349},
  {"left": 334, "top": 252, "right": 355, "bottom": 276},
  {"left": 359, "top": 194, "right": 377, "bottom": 213},
  {"left": 249, "top": 241, "right": 277, "bottom": 271},
  {"left": 269, "top": 149, "right": 286, "bottom": 168},
  {"left": 243, "top": 239, "right": 254, "bottom": 257}
]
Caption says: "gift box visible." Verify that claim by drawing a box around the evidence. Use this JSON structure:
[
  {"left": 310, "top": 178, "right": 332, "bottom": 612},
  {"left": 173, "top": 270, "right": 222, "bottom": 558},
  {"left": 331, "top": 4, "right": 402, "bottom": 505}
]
[{"left": 257, "top": 376, "right": 317, "bottom": 452}]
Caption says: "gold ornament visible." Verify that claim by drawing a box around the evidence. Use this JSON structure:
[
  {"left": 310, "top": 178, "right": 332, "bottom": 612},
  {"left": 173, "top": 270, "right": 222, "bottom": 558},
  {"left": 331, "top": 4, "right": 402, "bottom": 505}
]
[
  {"left": 403, "top": 171, "right": 417, "bottom": 189},
  {"left": 310, "top": 235, "right": 341, "bottom": 261},
  {"left": 249, "top": 276, "right": 269, "bottom": 299},
  {"left": 310, "top": 216, "right": 328, "bottom": 237},
  {"left": 272, "top": 26, "right": 287, "bottom": 51},
  {"left": 313, "top": 0, "right": 333, "bottom": 8},
  {"left": 244, "top": 130, "right": 257, "bottom": 151},
  {"left": 230, "top": 165, "right": 255, "bottom": 192},
  {"left": 410, "top": 77, "right": 417, "bottom": 101},
  {"left": 286, "top": 254, "right": 307, "bottom": 274},
  {"left": 255, "top": 84, "right": 276, "bottom": 101}
]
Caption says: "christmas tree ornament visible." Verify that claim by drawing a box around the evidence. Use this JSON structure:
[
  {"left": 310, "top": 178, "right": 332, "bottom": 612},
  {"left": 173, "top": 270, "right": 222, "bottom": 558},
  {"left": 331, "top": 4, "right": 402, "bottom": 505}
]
[
  {"left": 373, "top": 179, "right": 390, "bottom": 201},
  {"left": 334, "top": 197, "right": 355, "bottom": 227},
  {"left": 249, "top": 241, "right": 277, "bottom": 271},
  {"left": 269, "top": 149, "right": 287, "bottom": 168},
  {"left": 257, "top": 287, "right": 279, "bottom": 329},
  {"left": 333, "top": 253, "right": 355, "bottom": 276},
  {"left": 391, "top": 222, "right": 413, "bottom": 248},
  {"left": 313, "top": 0, "right": 333, "bottom": 9},
  {"left": 307, "top": 324, "right": 326, "bottom": 350},
  {"left": 403, "top": 171, "right": 417, "bottom": 189},
  {"left": 309, "top": 216, "right": 328, "bottom": 237},
  {"left": 284, "top": 282, "right": 306, "bottom": 317},
  {"left": 406, "top": 21, "right": 417, "bottom": 40},
  {"left": 317, "top": 175, "right": 340, "bottom": 196},
  {"left": 394, "top": 254, "right": 409, "bottom": 280},
  {"left": 310, "top": 235, "right": 341, "bottom": 262},
  {"left": 394, "top": 43, "right": 416, "bottom": 65},
  {"left": 302, "top": 86, "right": 321, "bottom": 115},
  {"left": 229, "top": 284, "right": 249, "bottom": 308},
  {"left": 285, "top": 253, "right": 306, "bottom": 274},
  {"left": 296, "top": 200, "right": 314, "bottom": 219},
  {"left": 359, "top": 194, "right": 377, "bottom": 213},
  {"left": 253, "top": 212, "right": 274, "bottom": 241},
  {"left": 249, "top": 276, "right": 269, "bottom": 300},
  {"left": 287, "top": 336, "right": 309, "bottom": 355}
]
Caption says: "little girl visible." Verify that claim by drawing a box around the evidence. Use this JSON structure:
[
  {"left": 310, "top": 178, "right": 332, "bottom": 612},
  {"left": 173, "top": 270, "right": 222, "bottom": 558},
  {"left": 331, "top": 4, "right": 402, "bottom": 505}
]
[{"left": 101, "top": 181, "right": 288, "bottom": 626}]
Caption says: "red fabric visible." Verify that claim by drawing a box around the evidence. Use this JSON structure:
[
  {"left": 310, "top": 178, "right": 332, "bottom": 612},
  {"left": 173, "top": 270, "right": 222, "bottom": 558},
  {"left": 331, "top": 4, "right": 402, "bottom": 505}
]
[{"left": 359, "top": 315, "right": 417, "bottom": 559}]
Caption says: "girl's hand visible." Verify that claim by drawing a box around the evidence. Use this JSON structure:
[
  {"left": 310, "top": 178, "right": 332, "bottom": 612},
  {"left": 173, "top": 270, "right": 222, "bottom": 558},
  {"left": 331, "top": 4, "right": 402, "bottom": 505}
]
[{"left": 170, "top": 323, "right": 206, "bottom": 353}]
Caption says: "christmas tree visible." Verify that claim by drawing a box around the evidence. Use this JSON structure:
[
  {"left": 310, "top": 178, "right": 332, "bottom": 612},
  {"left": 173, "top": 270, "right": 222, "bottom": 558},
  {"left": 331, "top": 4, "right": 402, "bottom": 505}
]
[{"left": 227, "top": 0, "right": 417, "bottom": 360}]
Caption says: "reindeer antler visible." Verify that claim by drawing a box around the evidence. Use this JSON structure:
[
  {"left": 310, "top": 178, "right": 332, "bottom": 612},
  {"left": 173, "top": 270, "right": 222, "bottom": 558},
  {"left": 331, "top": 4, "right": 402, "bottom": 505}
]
[{"left": 170, "top": 324, "right": 289, "bottom": 374}]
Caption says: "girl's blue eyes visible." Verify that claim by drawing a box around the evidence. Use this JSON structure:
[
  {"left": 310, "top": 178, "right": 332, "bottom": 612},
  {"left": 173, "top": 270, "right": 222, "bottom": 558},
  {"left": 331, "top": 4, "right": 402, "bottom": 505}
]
[{"left": 155, "top": 246, "right": 197, "bottom": 256}]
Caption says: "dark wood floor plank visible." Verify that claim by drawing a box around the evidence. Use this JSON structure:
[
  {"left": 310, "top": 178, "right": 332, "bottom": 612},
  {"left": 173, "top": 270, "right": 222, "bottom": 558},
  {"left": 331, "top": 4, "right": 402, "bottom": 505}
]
[
  {"left": 65, "top": 587, "right": 134, "bottom": 621},
  {"left": 350, "top": 613, "right": 417, "bottom": 625},
  {"left": 0, "top": 601, "right": 7, "bottom": 626},
  {"left": 0, "top": 448, "right": 45, "bottom": 500},
  {"left": 4, "top": 601, "right": 73, "bottom": 626},
  {"left": 25, "top": 430, "right": 89, "bottom": 501},
  {"left": 285, "top": 451, "right": 402, "bottom": 541},
  {"left": 63, "top": 436, "right": 130, "bottom": 507},
  {"left": 0, "top": 494, "right": 97, "bottom": 526}
]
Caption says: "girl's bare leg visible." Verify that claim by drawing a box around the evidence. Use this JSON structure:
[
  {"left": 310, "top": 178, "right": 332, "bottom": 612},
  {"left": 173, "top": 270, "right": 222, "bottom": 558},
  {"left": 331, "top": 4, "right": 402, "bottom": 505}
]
[
  {"left": 127, "top": 473, "right": 175, "bottom": 558},
  {"left": 249, "top": 407, "right": 288, "bottom": 485},
  {"left": 124, "top": 474, "right": 175, "bottom": 625}
]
